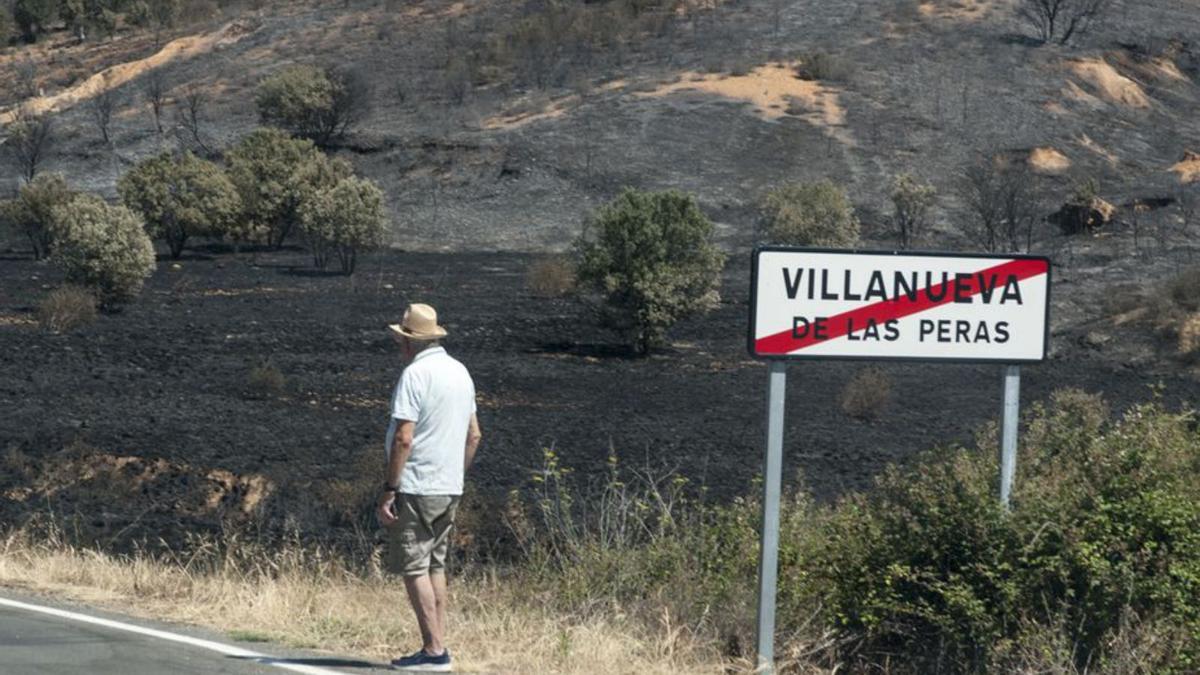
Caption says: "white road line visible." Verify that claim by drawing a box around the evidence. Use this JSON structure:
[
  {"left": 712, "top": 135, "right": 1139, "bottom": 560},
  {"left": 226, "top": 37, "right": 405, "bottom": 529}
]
[{"left": 0, "top": 596, "right": 351, "bottom": 675}]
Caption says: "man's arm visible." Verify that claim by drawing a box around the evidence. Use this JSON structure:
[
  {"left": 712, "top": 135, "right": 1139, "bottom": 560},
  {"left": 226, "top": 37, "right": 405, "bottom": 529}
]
[
  {"left": 377, "top": 420, "right": 414, "bottom": 525},
  {"left": 464, "top": 413, "right": 482, "bottom": 471}
]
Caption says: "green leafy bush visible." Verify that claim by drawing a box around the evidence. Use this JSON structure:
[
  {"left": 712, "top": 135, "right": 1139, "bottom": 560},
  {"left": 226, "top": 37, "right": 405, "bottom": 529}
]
[
  {"left": 13, "top": 0, "right": 56, "bottom": 42},
  {"left": 575, "top": 189, "right": 725, "bottom": 354},
  {"left": 890, "top": 172, "right": 936, "bottom": 249},
  {"left": 809, "top": 389, "right": 1200, "bottom": 672},
  {"left": 0, "top": 173, "right": 75, "bottom": 260},
  {"left": 297, "top": 175, "right": 386, "bottom": 274},
  {"left": 761, "top": 180, "right": 860, "bottom": 248},
  {"left": 119, "top": 151, "right": 241, "bottom": 259},
  {"left": 225, "top": 128, "right": 349, "bottom": 249},
  {"left": 0, "top": 6, "right": 15, "bottom": 45},
  {"left": 49, "top": 195, "right": 157, "bottom": 306},
  {"left": 255, "top": 65, "right": 370, "bottom": 146}
]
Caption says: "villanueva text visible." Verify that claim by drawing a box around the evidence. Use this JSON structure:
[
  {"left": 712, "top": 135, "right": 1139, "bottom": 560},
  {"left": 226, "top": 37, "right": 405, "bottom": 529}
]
[{"left": 782, "top": 267, "right": 1027, "bottom": 345}]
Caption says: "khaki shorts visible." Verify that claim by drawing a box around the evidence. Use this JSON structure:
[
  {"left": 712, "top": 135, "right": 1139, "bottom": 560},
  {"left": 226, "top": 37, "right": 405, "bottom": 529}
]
[{"left": 384, "top": 494, "right": 460, "bottom": 577}]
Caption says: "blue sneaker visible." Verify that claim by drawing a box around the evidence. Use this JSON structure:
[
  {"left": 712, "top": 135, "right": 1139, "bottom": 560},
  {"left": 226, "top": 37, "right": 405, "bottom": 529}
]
[{"left": 391, "top": 648, "right": 451, "bottom": 672}]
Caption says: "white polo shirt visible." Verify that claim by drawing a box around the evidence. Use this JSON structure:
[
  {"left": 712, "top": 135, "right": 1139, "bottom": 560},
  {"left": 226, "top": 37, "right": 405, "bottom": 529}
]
[{"left": 384, "top": 346, "right": 477, "bottom": 495}]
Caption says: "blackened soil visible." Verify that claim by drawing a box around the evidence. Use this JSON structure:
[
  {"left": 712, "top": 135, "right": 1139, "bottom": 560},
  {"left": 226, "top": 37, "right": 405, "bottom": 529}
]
[{"left": 2, "top": 249, "right": 1198, "bottom": 544}]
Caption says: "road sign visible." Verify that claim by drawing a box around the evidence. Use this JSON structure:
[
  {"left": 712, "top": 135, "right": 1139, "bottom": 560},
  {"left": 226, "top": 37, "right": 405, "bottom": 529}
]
[
  {"left": 749, "top": 248, "right": 1051, "bottom": 362},
  {"left": 746, "top": 246, "right": 1051, "bottom": 675}
]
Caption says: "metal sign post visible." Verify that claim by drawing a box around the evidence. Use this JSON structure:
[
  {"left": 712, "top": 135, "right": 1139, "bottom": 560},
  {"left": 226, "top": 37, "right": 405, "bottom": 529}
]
[
  {"left": 999, "top": 365, "right": 1021, "bottom": 509},
  {"left": 755, "top": 361, "right": 787, "bottom": 675}
]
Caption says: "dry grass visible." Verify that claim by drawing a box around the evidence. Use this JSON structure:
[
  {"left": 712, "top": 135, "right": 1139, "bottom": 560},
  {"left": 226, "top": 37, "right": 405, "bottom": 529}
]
[
  {"left": 839, "top": 368, "right": 892, "bottom": 420},
  {"left": 37, "top": 286, "right": 98, "bottom": 334},
  {"left": 527, "top": 257, "right": 576, "bottom": 297},
  {"left": 0, "top": 530, "right": 726, "bottom": 674}
]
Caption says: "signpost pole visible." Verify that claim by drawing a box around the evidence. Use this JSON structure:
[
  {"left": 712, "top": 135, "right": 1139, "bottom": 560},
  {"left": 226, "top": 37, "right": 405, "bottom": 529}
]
[
  {"left": 999, "top": 365, "right": 1021, "bottom": 510},
  {"left": 755, "top": 361, "right": 787, "bottom": 675}
]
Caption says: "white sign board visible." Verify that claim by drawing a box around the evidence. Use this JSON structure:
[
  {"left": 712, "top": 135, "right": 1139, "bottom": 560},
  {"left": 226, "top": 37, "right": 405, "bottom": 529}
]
[{"left": 749, "top": 248, "right": 1050, "bottom": 362}]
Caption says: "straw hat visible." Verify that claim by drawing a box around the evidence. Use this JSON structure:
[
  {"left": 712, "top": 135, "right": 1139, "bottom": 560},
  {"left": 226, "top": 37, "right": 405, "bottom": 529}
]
[{"left": 388, "top": 303, "right": 448, "bottom": 341}]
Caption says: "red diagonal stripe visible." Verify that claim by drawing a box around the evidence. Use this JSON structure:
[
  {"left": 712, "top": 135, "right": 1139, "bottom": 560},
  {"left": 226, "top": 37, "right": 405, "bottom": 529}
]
[{"left": 755, "top": 258, "right": 1048, "bottom": 355}]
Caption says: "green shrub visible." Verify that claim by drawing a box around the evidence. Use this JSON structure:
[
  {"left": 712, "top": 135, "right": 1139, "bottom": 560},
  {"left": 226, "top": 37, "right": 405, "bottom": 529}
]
[
  {"left": 890, "top": 172, "right": 936, "bottom": 249},
  {"left": 225, "top": 128, "right": 349, "bottom": 249},
  {"left": 794, "top": 51, "right": 855, "bottom": 82},
  {"left": 119, "top": 151, "right": 241, "bottom": 259},
  {"left": 761, "top": 180, "right": 860, "bottom": 247},
  {"left": 0, "top": 173, "right": 75, "bottom": 260},
  {"left": 37, "top": 285, "right": 97, "bottom": 333},
  {"left": 809, "top": 390, "right": 1200, "bottom": 672},
  {"left": 12, "top": 0, "right": 55, "bottom": 42},
  {"left": 575, "top": 189, "right": 725, "bottom": 354},
  {"left": 297, "top": 175, "right": 386, "bottom": 274},
  {"left": 255, "top": 64, "right": 370, "bottom": 146},
  {"left": 49, "top": 195, "right": 157, "bottom": 306},
  {"left": 0, "top": 7, "right": 15, "bottom": 45}
]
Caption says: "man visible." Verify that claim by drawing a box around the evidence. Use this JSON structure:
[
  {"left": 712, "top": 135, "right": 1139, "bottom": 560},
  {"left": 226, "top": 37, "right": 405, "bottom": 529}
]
[{"left": 378, "top": 303, "right": 482, "bottom": 673}]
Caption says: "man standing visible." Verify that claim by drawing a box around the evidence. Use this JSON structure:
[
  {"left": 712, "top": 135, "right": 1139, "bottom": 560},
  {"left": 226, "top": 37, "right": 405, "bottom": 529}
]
[{"left": 378, "top": 303, "right": 481, "bottom": 673}]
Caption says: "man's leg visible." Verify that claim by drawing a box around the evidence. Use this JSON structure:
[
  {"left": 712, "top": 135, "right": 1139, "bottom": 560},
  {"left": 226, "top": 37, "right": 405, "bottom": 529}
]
[
  {"left": 430, "top": 571, "right": 448, "bottom": 642},
  {"left": 403, "top": 574, "right": 445, "bottom": 655}
]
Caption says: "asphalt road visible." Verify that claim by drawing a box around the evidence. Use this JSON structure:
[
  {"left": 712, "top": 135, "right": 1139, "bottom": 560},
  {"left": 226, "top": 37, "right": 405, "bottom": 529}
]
[{"left": 0, "top": 594, "right": 390, "bottom": 674}]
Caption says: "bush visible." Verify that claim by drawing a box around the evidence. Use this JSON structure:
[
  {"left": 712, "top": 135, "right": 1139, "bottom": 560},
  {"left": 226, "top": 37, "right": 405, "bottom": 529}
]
[
  {"left": 225, "top": 128, "right": 348, "bottom": 249},
  {"left": 1168, "top": 268, "right": 1200, "bottom": 312},
  {"left": 1018, "top": 0, "right": 1108, "bottom": 45},
  {"left": 255, "top": 64, "right": 370, "bottom": 146},
  {"left": 890, "top": 172, "right": 936, "bottom": 249},
  {"left": 839, "top": 368, "right": 892, "bottom": 420},
  {"left": 794, "top": 51, "right": 855, "bottom": 82},
  {"left": 761, "top": 180, "right": 860, "bottom": 247},
  {"left": 13, "top": 0, "right": 55, "bottom": 42},
  {"left": 119, "top": 151, "right": 241, "bottom": 259},
  {"left": 527, "top": 257, "right": 575, "bottom": 297},
  {"left": 37, "top": 285, "right": 97, "bottom": 333},
  {"left": 0, "top": 173, "right": 75, "bottom": 260},
  {"left": 809, "top": 390, "right": 1200, "bottom": 672},
  {"left": 245, "top": 362, "right": 286, "bottom": 399},
  {"left": 297, "top": 175, "right": 386, "bottom": 274},
  {"left": 49, "top": 195, "right": 157, "bottom": 306},
  {"left": 0, "top": 7, "right": 15, "bottom": 45},
  {"left": 575, "top": 189, "right": 725, "bottom": 354}
]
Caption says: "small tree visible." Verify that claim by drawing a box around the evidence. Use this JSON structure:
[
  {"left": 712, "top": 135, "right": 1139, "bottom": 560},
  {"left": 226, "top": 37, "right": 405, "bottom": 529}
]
[
  {"left": 13, "top": 0, "right": 56, "bottom": 42},
  {"left": 1018, "top": 0, "right": 1108, "bottom": 45},
  {"left": 49, "top": 195, "right": 157, "bottom": 307},
  {"left": 173, "top": 84, "right": 212, "bottom": 155},
  {"left": 0, "top": 172, "right": 75, "bottom": 260},
  {"left": 88, "top": 88, "right": 118, "bottom": 145},
  {"left": 890, "top": 173, "right": 937, "bottom": 249},
  {"left": 4, "top": 110, "right": 54, "bottom": 182},
  {"left": 761, "top": 180, "right": 860, "bottom": 247},
  {"left": 118, "top": 151, "right": 241, "bottom": 258},
  {"left": 225, "top": 128, "right": 348, "bottom": 248},
  {"left": 129, "top": 0, "right": 181, "bottom": 46},
  {"left": 576, "top": 189, "right": 726, "bottom": 354},
  {"left": 255, "top": 64, "right": 371, "bottom": 147},
  {"left": 299, "top": 175, "right": 387, "bottom": 274},
  {"left": 142, "top": 70, "right": 168, "bottom": 134}
]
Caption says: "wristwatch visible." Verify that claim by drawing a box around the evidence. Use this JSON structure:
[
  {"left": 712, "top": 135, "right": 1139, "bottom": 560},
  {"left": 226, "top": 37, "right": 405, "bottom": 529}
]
[{"left": 383, "top": 483, "right": 400, "bottom": 494}]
